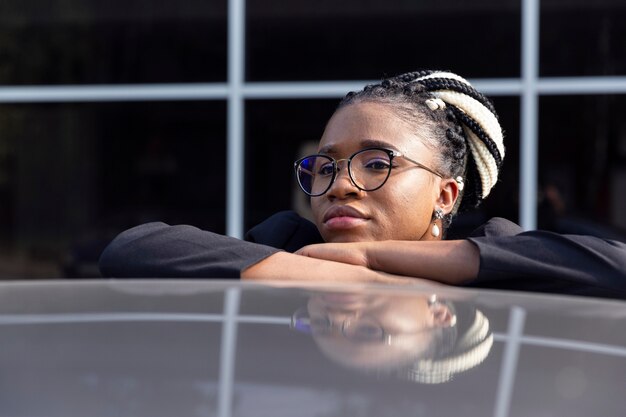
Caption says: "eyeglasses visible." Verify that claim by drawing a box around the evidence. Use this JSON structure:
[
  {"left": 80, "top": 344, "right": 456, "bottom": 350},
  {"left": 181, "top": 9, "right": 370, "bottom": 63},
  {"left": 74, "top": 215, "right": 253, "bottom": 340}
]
[
  {"left": 294, "top": 147, "right": 442, "bottom": 197},
  {"left": 291, "top": 307, "right": 393, "bottom": 344}
]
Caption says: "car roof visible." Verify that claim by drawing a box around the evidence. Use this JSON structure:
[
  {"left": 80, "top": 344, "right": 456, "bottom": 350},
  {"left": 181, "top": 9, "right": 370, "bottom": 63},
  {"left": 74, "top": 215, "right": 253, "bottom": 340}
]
[{"left": 0, "top": 280, "right": 624, "bottom": 417}]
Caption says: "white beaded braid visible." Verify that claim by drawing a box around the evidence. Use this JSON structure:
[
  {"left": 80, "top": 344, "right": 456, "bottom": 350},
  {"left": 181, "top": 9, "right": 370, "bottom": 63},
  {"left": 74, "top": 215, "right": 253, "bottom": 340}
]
[
  {"left": 403, "top": 310, "right": 493, "bottom": 384},
  {"left": 433, "top": 91, "right": 504, "bottom": 157},
  {"left": 412, "top": 71, "right": 505, "bottom": 199}
]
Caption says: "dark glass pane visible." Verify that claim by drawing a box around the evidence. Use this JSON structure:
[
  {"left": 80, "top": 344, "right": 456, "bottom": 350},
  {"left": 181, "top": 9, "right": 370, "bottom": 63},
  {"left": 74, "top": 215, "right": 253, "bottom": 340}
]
[
  {"left": 245, "top": 99, "right": 338, "bottom": 231},
  {"left": 541, "top": 2, "right": 626, "bottom": 76},
  {"left": 246, "top": 0, "right": 521, "bottom": 81},
  {"left": 244, "top": 97, "right": 520, "bottom": 236},
  {"left": 538, "top": 95, "right": 626, "bottom": 241},
  {"left": 0, "top": 1, "right": 227, "bottom": 84},
  {"left": 0, "top": 101, "right": 226, "bottom": 278}
]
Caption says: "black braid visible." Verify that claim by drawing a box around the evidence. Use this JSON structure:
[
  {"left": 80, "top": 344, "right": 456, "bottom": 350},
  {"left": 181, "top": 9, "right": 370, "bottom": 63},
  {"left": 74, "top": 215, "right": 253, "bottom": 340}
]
[
  {"left": 449, "top": 107, "right": 504, "bottom": 169},
  {"left": 441, "top": 106, "right": 468, "bottom": 175},
  {"left": 391, "top": 70, "right": 436, "bottom": 83},
  {"left": 462, "top": 154, "right": 484, "bottom": 211}
]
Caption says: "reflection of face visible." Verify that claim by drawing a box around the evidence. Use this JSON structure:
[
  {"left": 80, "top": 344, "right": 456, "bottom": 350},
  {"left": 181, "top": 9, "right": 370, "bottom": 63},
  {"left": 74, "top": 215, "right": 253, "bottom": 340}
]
[
  {"left": 311, "top": 102, "right": 442, "bottom": 243},
  {"left": 307, "top": 292, "right": 449, "bottom": 370}
]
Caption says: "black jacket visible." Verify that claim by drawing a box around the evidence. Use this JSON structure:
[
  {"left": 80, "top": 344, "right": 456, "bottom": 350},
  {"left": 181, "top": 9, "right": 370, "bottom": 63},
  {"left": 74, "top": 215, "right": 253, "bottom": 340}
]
[{"left": 99, "top": 211, "right": 626, "bottom": 300}]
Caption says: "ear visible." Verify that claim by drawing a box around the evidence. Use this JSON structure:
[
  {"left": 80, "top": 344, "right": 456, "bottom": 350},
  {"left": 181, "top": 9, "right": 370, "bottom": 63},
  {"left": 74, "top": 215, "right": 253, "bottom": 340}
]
[
  {"left": 436, "top": 178, "right": 460, "bottom": 215},
  {"left": 429, "top": 302, "right": 457, "bottom": 328}
]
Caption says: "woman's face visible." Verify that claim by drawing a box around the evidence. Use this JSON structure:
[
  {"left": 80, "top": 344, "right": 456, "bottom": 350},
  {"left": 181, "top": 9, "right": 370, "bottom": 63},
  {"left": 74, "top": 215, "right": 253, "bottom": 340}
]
[
  {"left": 311, "top": 101, "right": 446, "bottom": 243},
  {"left": 306, "top": 291, "right": 452, "bottom": 370}
]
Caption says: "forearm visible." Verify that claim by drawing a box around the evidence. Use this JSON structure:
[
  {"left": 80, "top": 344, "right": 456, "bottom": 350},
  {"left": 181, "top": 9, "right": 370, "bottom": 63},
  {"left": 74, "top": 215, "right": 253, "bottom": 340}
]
[
  {"left": 365, "top": 240, "right": 480, "bottom": 285},
  {"left": 241, "top": 252, "right": 440, "bottom": 286}
]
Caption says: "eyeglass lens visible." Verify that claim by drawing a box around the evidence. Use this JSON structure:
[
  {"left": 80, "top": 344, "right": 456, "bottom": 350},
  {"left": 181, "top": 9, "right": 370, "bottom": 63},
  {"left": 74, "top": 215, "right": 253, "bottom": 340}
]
[
  {"left": 292, "top": 309, "right": 386, "bottom": 342},
  {"left": 296, "top": 148, "right": 393, "bottom": 196}
]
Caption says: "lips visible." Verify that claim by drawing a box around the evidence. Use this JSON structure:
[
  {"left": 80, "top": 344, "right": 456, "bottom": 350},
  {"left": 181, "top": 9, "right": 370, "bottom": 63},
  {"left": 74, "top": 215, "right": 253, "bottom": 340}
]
[{"left": 323, "top": 205, "right": 368, "bottom": 223}]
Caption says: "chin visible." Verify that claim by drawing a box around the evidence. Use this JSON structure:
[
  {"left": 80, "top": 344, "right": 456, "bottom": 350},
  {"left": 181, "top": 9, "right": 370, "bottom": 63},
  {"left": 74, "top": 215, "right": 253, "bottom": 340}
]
[{"left": 323, "top": 231, "right": 375, "bottom": 243}]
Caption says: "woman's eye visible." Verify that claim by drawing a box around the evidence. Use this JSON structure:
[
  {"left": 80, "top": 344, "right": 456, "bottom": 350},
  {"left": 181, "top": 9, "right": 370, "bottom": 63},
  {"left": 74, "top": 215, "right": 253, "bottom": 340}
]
[
  {"left": 317, "top": 163, "right": 335, "bottom": 176},
  {"left": 364, "top": 159, "right": 391, "bottom": 170},
  {"left": 310, "top": 317, "right": 331, "bottom": 334}
]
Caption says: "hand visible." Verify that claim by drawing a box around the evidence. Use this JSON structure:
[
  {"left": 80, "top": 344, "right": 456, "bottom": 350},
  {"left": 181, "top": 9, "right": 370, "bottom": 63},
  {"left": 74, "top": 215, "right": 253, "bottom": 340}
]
[
  {"left": 295, "top": 242, "right": 371, "bottom": 267},
  {"left": 242, "top": 251, "right": 430, "bottom": 287}
]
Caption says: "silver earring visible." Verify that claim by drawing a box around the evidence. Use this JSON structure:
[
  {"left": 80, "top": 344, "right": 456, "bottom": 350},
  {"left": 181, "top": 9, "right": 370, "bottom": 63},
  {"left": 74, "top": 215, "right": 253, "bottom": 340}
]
[{"left": 431, "top": 208, "right": 444, "bottom": 237}]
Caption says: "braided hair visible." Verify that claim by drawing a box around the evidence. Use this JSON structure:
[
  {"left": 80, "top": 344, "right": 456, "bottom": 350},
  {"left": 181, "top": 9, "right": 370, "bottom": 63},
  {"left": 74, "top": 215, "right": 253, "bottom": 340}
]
[{"left": 338, "top": 70, "right": 505, "bottom": 223}]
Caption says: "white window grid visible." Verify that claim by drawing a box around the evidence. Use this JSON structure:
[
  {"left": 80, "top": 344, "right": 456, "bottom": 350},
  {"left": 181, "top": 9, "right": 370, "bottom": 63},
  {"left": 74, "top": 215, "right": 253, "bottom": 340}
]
[{"left": 1, "top": 0, "right": 626, "bottom": 237}]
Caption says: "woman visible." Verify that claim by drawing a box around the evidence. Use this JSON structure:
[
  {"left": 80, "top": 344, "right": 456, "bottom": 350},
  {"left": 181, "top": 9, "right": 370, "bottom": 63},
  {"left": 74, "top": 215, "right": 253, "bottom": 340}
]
[
  {"left": 292, "top": 290, "right": 493, "bottom": 384},
  {"left": 99, "top": 70, "right": 626, "bottom": 299}
]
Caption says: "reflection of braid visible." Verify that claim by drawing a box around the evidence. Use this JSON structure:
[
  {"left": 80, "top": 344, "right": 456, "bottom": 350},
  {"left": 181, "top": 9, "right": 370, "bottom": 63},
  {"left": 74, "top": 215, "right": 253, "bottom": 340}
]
[
  {"left": 339, "top": 70, "right": 505, "bottom": 212},
  {"left": 403, "top": 308, "right": 493, "bottom": 384}
]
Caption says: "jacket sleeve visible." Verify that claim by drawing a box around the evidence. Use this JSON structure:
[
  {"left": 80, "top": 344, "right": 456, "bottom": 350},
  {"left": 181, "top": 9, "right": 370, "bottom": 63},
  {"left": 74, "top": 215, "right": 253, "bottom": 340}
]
[
  {"left": 98, "top": 222, "right": 280, "bottom": 278},
  {"left": 466, "top": 218, "right": 626, "bottom": 299}
]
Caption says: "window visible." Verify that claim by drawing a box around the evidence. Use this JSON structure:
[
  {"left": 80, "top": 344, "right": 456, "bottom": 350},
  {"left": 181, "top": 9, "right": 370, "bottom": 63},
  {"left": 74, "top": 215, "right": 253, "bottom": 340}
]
[{"left": 1, "top": 0, "right": 624, "bottom": 278}]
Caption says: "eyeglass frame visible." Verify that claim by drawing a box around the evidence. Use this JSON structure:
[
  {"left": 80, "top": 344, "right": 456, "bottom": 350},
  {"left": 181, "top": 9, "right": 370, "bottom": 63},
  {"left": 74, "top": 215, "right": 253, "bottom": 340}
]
[
  {"left": 294, "top": 146, "right": 444, "bottom": 197},
  {"left": 290, "top": 306, "right": 437, "bottom": 345},
  {"left": 290, "top": 306, "right": 394, "bottom": 344}
]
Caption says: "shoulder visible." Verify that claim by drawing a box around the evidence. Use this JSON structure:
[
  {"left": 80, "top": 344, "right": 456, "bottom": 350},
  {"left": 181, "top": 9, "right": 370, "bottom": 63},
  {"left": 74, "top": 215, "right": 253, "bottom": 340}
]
[
  {"left": 468, "top": 217, "right": 523, "bottom": 238},
  {"left": 245, "top": 211, "right": 323, "bottom": 252},
  {"left": 99, "top": 221, "right": 281, "bottom": 278}
]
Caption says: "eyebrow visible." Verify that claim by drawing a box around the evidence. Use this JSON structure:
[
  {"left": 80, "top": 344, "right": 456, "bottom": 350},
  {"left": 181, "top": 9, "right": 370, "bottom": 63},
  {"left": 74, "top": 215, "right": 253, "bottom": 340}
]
[{"left": 318, "top": 139, "right": 400, "bottom": 155}]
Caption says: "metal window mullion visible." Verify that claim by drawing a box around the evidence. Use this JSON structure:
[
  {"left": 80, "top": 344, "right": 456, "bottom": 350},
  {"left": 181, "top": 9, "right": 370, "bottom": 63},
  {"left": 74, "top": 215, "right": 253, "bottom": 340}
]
[
  {"left": 226, "top": 0, "right": 246, "bottom": 239},
  {"left": 217, "top": 287, "right": 241, "bottom": 417},
  {"left": 493, "top": 307, "right": 527, "bottom": 417},
  {"left": 0, "top": 78, "right": 524, "bottom": 103},
  {"left": 6, "top": 77, "right": 626, "bottom": 102},
  {"left": 0, "top": 83, "right": 230, "bottom": 102},
  {"left": 537, "top": 76, "right": 626, "bottom": 94},
  {"left": 520, "top": 0, "right": 540, "bottom": 231}
]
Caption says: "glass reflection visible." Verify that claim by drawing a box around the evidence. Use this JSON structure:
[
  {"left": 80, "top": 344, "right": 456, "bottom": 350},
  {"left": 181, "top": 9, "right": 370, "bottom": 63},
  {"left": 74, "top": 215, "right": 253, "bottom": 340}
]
[{"left": 292, "top": 291, "right": 493, "bottom": 384}]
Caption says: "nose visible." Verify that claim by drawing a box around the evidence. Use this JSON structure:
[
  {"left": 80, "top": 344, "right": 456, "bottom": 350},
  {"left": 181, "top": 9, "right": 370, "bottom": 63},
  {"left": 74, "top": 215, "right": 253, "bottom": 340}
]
[
  {"left": 325, "top": 309, "right": 358, "bottom": 332},
  {"left": 326, "top": 160, "right": 364, "bottom": 200}
]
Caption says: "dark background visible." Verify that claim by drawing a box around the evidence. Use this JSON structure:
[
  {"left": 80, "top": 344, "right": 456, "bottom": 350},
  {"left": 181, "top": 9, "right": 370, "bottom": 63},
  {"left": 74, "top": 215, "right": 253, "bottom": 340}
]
[{"left": 0, "top": 0, "right": 625, "bottom": 278}]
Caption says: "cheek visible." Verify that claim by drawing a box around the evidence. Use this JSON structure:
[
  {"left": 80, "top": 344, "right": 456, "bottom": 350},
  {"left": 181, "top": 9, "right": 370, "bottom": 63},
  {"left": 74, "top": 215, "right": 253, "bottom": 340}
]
[{"left": 384, "top": 181, "right": 436, "bottom": 238}]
